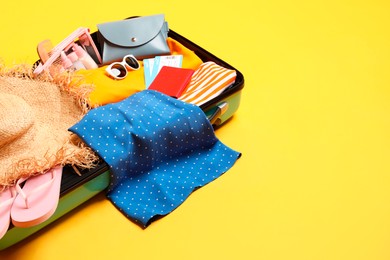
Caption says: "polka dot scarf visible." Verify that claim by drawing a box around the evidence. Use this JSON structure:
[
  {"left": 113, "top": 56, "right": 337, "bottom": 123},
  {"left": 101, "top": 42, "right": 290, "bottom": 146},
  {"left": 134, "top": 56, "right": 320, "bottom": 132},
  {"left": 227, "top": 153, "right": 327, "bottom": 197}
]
[{"left": 69, "top": 90, "right": 241, "bottom": 227}]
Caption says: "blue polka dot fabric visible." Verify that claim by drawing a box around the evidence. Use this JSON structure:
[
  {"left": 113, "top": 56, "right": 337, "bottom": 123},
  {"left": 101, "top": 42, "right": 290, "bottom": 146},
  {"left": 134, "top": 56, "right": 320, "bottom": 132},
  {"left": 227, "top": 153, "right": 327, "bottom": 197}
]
[{"left": 69, "top": 90, "right": 241, "bottom": 227}]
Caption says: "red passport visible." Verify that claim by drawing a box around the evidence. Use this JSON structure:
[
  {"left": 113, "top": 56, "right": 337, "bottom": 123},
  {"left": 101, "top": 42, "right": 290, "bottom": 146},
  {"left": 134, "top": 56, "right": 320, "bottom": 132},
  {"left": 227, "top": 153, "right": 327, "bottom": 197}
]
[{"left": 148, "top": 66, "right": 195, "bottom": 98}]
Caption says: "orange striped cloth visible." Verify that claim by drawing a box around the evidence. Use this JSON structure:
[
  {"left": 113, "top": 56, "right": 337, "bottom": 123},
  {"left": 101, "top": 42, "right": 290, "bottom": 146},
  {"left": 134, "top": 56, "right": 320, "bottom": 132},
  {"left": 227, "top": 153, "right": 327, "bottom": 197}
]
[{"left": 178, "top": 61, "right": 236, "bottom": 106}]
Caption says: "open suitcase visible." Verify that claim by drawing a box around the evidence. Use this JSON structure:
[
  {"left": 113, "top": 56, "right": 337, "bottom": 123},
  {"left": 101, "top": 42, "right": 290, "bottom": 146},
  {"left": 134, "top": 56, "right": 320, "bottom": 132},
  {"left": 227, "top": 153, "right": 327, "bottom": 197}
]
[{"left": 0, "top": 25, "right": 244, "bottom": 250}]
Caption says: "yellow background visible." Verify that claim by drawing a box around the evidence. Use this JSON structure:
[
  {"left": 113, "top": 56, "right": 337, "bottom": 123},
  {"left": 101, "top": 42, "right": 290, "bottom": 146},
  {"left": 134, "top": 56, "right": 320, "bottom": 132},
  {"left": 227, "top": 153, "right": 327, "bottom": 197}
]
[{"left": 1, "top": 0, "right": 390, "bottom": 259}]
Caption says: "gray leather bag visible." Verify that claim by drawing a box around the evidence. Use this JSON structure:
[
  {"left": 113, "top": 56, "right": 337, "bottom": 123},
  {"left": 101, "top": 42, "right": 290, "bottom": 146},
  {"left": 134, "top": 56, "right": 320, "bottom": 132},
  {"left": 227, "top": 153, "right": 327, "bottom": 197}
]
[{"left": 97, "top": 14, "right": 170, "bottom": 65}]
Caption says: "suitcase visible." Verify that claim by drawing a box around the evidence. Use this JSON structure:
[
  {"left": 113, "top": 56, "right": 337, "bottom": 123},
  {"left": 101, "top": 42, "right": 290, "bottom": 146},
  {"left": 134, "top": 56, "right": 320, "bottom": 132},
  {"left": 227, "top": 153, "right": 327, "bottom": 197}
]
[{"left": 0, "top": 27, "right": 244, "bottom": 250}]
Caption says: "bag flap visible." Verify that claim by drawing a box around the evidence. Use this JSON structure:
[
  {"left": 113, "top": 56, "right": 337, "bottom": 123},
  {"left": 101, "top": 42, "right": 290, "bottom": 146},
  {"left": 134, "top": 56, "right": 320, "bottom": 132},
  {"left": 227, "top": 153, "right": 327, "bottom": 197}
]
[{"left": 97, "top": 14, "right": 167, "bottom": 47}]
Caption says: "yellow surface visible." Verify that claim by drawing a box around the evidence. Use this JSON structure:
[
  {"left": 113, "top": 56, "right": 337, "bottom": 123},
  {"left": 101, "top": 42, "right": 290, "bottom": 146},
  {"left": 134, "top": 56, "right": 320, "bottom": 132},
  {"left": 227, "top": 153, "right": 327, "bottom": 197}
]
[{"left": 1, "top": 0, "right": 390, "bottom": 259}]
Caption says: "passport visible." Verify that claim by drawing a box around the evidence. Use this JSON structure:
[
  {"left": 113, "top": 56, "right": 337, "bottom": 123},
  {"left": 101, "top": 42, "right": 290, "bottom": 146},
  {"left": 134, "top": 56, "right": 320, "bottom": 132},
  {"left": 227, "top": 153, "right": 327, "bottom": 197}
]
[{"left": 148, "top": 66, "right": 194, "bottom": 98}]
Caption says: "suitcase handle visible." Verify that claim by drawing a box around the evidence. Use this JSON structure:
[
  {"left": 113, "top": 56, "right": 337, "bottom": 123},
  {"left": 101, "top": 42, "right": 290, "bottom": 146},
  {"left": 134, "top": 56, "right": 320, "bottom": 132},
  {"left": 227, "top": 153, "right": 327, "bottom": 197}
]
[{"left": 208, "top": 102, "right": 229, "bottom": 126}]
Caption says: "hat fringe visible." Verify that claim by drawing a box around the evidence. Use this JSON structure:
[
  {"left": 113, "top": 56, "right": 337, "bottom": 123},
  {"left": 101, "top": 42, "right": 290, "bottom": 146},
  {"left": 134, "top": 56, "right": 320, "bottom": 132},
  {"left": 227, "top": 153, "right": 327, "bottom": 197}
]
[
  {"left": 0, "top": 62, "right": 99, "bottom": 190},
  {"left": 0, "top": 62, "right": 94, "bottom": 113},
  {"left": 1, "top": 137, "right": 99, "bottom": 190}
]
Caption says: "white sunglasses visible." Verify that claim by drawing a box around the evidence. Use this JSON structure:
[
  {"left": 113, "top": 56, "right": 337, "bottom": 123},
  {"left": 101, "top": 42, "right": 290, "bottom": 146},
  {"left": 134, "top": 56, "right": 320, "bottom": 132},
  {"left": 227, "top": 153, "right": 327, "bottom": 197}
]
[{"left": 105, "top": 54, "right": 140, "bottom": 79}]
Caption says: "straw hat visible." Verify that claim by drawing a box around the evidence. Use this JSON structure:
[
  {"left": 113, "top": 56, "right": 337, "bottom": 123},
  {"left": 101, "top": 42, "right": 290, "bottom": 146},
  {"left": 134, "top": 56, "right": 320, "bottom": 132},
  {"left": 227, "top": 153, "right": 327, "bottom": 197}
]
[{"left": 0, "top": 70, "right": 98, "bottom": 189}]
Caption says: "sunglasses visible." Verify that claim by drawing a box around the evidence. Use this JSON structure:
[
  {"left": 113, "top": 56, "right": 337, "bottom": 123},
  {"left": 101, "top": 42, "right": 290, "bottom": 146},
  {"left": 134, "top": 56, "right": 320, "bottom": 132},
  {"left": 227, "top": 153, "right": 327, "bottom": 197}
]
[{"left": 105, "top": 55, "right": 140, "bottom": 79}]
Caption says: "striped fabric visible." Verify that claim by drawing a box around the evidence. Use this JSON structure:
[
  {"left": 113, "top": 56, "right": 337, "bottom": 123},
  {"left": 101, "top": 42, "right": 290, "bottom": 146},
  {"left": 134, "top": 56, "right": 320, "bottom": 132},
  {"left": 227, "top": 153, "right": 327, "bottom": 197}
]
[{"left": 179, "top": 61, "right": 236, "bottom": 106}]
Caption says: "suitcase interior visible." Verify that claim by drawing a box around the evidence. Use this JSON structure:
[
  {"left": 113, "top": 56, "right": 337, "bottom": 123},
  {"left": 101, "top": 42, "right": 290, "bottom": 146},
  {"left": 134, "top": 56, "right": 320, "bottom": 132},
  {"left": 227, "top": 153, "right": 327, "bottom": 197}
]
[{"left": 0, "top": 28, "right": 244, "bottom": 250}]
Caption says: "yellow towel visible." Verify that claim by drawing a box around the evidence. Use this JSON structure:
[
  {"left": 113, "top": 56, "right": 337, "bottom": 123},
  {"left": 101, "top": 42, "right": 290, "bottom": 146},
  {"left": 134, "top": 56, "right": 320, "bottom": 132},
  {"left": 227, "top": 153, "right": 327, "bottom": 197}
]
[{"left": 75, "top": 37, "right": 203, "bottom": 107}]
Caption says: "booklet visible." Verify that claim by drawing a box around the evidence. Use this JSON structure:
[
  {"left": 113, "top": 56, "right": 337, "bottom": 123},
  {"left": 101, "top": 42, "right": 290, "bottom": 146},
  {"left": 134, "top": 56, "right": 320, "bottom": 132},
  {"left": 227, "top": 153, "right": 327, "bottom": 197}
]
[{"left": 148, "top": 66, "right": 194, "bottom": 98}]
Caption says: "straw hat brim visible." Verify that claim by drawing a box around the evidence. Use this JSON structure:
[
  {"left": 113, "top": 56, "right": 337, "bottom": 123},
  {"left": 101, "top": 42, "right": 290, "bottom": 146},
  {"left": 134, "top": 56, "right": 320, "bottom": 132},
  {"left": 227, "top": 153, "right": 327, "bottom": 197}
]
[{"left": 0, "top": 74, "right": 98, "bottom": 189}]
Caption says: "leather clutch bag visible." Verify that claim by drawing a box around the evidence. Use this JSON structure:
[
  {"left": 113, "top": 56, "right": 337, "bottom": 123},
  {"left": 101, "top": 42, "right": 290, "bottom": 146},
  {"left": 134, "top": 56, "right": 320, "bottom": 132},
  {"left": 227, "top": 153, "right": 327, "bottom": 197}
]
[{"left": 97, "top": 14, "right": 171, "bottom": 65}]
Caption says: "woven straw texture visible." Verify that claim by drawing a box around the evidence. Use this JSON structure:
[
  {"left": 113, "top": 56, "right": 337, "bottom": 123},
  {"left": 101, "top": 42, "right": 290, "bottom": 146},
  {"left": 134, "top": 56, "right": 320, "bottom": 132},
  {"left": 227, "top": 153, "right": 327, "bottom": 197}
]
[{"left": 0, "top": 67, "right": 98, "bottom": 189}]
